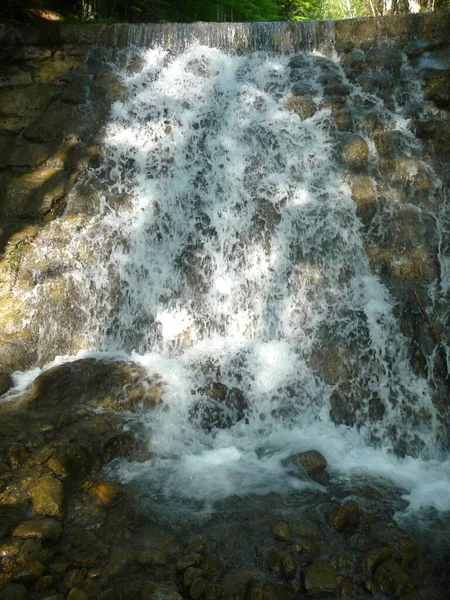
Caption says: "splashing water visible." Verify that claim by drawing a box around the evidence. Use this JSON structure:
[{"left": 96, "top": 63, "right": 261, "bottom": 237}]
[{"left": 12, "top": 41, "right": 450, "bottom": 518}]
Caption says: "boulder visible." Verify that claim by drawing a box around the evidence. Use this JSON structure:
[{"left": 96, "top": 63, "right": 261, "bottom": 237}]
[
  {"left": 331, "top": 501, "right": 360, "bottom": 532},
  {"left": 285, "top": 96, "right": 316, "bottom": 120},
  {"left": 290, "top": 450, "right": 328, "bottom": 485},
  {"left": 304, "top": 561, "right": 338, "bottom": 595},
  {"left": 333, "top": 133, "right": 369, "bottom": 172},
  {"left": 272, "top": 521, "right": 291, "bottom": 542},
  {"left": 13, "top": 518, "right": 62, "bottom": 541},
  {"left": 31, "top": 476, "right": 64, "bottom": 518},
  {"left": 85, "top": 481, "right": 121, "bottom": 507},
  {"left": 372, "top": 560, "right": 410, "bottom": 596},
  {"left": 0, "top": 583, "right": 29, "bottom": 600},
  {"left": 291, "top": 82, "right": 314, "bottom": 97},
  {"left": 422, "top": 68, "right": 450, "bottom": 106},
  {"left": 26, "top": 358, "right": 164, "bottom": 413}
]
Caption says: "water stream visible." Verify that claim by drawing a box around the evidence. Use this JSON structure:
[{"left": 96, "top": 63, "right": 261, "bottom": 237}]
[{"left": 7, "top": 33, "right": 450, "bottom": 522}]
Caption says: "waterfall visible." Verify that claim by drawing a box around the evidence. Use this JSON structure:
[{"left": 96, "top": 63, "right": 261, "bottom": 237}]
[{"left": 8, "top": 25, "right": 450, "bottom": 520}]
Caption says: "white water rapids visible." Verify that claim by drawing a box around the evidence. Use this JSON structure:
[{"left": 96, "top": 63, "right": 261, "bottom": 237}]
[{"left": 7, "top": 42, "right": 450, "bottom": 518}]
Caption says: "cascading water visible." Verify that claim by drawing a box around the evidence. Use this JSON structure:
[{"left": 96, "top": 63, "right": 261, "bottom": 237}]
[{"left": 8, "top": 28, "right": 450, "bottom": 522}]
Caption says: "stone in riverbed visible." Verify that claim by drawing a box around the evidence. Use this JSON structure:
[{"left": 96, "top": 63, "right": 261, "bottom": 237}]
[
  {"left": 285, "top": 96, "right": 316, "bottom": 120},
  {"left": 199, "top": 556, "right": 224, "bottom": 581},
  {"left": 361, "top": 547, "right": 393, "bottom": 572},
  {"left": 0, "top": 369, "right": 12, "bottom": 395},
  {"left": 290, "top": 450, "right": 329, "bottom": 485},
  {"left": 31, "top": 476, "right": 64, "bottom": 518},
  {"left": 141, "top": 582, "right": 183, "bottom": 600},
  {"left": 0, "top": 583, "right": 29, "bottom": 599},
  {"left": 333, "top": 133, "right": 369, "bottom": 172},
  {"left": 67, "top": 588, "right": 89, "bottom": 600},
  {"left": 11, "top": 560, "right": 45, "bottom": 582},
  {"left": 137, "top": 548, "right": 167, "bottom": 566},
  {"left": 190, "top": 577, "right": 207, "bottom": 600},
  {"left": 332, "top": 502, "right": 360, "bottom": 532},
  {"left": 304, "top": 561, "right": 338, "bottom": 595},
  {"left": 372, "top": 560, "right": 410, "bottom": 596},
  {"left": 272, "top": 521, "right": 291, "bottom": 541},
  {"left": 176, "top": 554, "right": 204, "bottom": 571},
  {"left": 3, "top": 444, "right": 28, "bottom": 469},
  {"left": 85, "top": 481, "right": 121, "bottom": 506},
  {"left": 13, "top": 518, "right": 62, "bottom": 541}
]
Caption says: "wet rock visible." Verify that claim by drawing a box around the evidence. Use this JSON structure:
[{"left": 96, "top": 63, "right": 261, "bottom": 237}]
[
  {"left": 31, "top": 476, "right": 64, "bottom": 518},
  {"left": 333, "top": 133, "right": 369, "bottom": 172},
  {"left": 422, "top": 68, "right": 450, "bottom": 106},
  {"left": 332, "top": 502, "right": 360, "bottom": 532},
  {"left": 0, "top": 370, "right": 12, "bottom": 395},
  {"left": 372, "top": 525, "right": 418, "bottom": 567},
  {"left": 102, "top": 433, "right": 135, "bottom": 463},
  {"left": 332, "top": 108, "right": 354, "bottom": 133},
  {"left": 372, "top": 560, "right": 410, "bottom": 596},
  {"left": 361, "top": 112, "right": 384, "bottom": 136},
  {"left": 366, "top": 48, "right": 402, "bottom": 73},
  {"left": 340, "top": 49, "right": 366, "bottom": 80},
  {"left": 358, "top": 72, "right": 394, "bottom": 100},
  {"left": 177, "top": 554, "right": 204, "bottom": 571},
  {"left": 47, "top": 442, "right": 95, "bottom": 478},
  {"left": 273, "top": 521, "right": 291, "bottom": 542},
  {"left": 324, "top": 83, "right": 351, "bottom": 97},
  {"left": 199, "top": 556, "right": 224, "bottom": 581},
  {"left": 64, "top": 569, "right": 85, "bottom": 589},
  {"left": 0, "top": 583, "right": 29, "bottom": 599},
  {"left": 304, "top": 561, "right": 338, "bottom": 595},
  {"left": 267, "top": 551, "right": 296, "bottom": 578},
  {"left": 35, "top": 574, "right": 56, "bottom": 590},
  {"left": 85, "top": 481, "right": 121, "bottom": 506},
  {"left": 291, "top": 82, "right": 314, "bottom": 97},
  {"left": 190, "top": 577, "right": 207, "bottom": 600},
  {"left": 27, "top": 359, "right": 163, "bottom": 413},
  {"left": 11, "top": 560, "right": 45, "bottom": 582},
  {"left": 290, "top": 450, "right": 328, "bottom": 485},
  {"left": 141, "top": 582, "right": 183, "bottom": 600},
  {"left": 67, "top": 588, "right": 89, "bottom": 600},
  {"left": 246, "top": 582, "right": 263, "bottom": 600},
  {"left": 3, "top": 444, "right": 28, "bottom": 470},
  {"left": 98, "top": 591, "right": 121, "bottom": 600},
  {"left": 0, "top": 542, "right": 22, "bottom": 558},
  {"left": 184, "top": 567, "right": 204, "bottom": 588},
  {"left": 346, "top": 174, "right": 376, "bottom": 222},
  {"left": 361, "top": 547, "right": 393, "bottom": 572},
  {"left": 285, "top": 97, "right": 316, "bottom": 120},
  {"left": 101, "top": 550, "right": 132, "bottom": 578},
  {"left": 13, "top": 518, "right": 62, "bottom": 541},
  {"left": 137, "top": 548, "right": 167, "bottom": 566}
]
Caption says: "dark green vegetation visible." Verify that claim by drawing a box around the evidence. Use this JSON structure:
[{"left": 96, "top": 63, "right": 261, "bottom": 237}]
[{"left": 1, "top": 0, "right": 449, "bottom": 24}]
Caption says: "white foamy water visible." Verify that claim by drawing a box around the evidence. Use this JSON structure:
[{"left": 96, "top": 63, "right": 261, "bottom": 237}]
[{"left": 5, "top": 41, "right": 450, "bottom": 516}]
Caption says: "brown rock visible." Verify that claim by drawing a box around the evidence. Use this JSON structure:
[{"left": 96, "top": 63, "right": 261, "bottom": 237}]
[
  {"left": 333, "top": 133, "right": 369, "bottom": 171},
  {"left": 13, "top": 518, "right": 62, "bottom": 541},
  {"left": 304, "top": 560, "right": 338, "bottom": 595},
  {"left": 67, "top": 588, "right": 89, "bottom": 600},
  {"left": 3, "top": 443, "right": 28, "bottom": 469},
  {"left": 290, "top": 450, "right": 328, "bottom": 484},
  {"left": 285, "top": 96, "right": 316, "bottom": 120},
  {"left": 372, "top": 560, "right": 410, "bottom": 596},
  {"left": 137, "top": 548, "right": 167, "bottom": 566},
  {"left": 31, "top": 476, "right": 64, "bottom": 518},
  {"left": 190, "top": 577, "right": 207, "bottom": 600},
  {"left": 272, "top": 521, "right": 291, "bottom": 541},
  {"left": 141, "top": 582, "right": 183, "bottom": 600},
  {"left": 64, "top": 569, "right": 84, "bottom": 589},
  {"left": 199, "top": 556, "right": 224, "bottom": 581},
  {"left": 0, "top": 583, "right": 29, "bottom": 599},
  {"left": 12, "top": 560, "right": 45, "bottom": 582},
  {"left": 332, "top": 502, "right": 360, "bottom": 532},
  {"left": 176, "top": 553, "right": 203, "bottom": 571},
  {"left": 85, "top": 481, "right": 120, "bottom": 506}
]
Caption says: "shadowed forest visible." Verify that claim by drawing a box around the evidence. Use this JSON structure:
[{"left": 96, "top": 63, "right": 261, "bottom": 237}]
[{"left": 1, "top": 0, "right": 449, "bottom": 25}]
